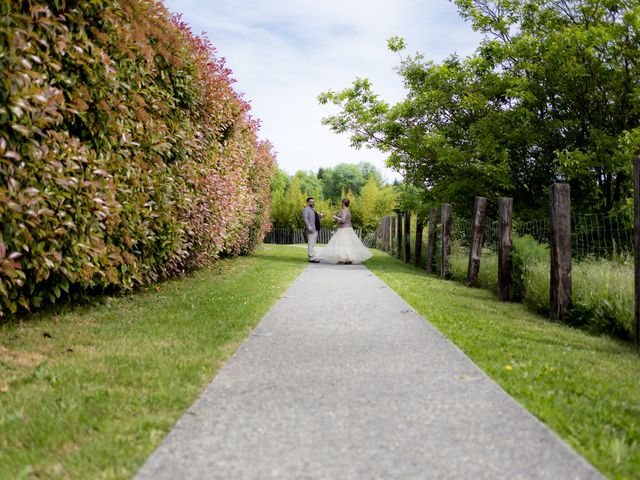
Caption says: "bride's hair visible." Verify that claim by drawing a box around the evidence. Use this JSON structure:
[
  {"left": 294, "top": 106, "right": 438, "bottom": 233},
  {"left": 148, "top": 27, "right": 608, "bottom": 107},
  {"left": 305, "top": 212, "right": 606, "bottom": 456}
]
[{"left": 342, "top": 197, "right": 350, "bottom": 207}]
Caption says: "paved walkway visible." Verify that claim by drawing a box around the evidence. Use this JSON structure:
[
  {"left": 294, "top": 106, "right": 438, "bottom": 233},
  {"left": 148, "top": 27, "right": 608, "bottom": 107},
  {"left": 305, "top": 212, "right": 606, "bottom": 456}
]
[{"left": 135, "top": 263, "right": 602, "bottom": 479}]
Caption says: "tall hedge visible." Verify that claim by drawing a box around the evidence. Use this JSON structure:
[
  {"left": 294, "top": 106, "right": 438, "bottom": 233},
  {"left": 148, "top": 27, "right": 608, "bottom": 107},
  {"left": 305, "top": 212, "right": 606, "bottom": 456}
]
[{"left": 0, "top": 0, "right": 276, "bottom": 317}]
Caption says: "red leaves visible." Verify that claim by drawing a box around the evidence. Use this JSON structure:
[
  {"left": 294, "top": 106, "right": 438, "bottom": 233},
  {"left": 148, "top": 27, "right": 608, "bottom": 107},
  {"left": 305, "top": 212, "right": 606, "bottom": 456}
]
[{"left": 0, "top": 0, "right": 276, "bottom": 318}]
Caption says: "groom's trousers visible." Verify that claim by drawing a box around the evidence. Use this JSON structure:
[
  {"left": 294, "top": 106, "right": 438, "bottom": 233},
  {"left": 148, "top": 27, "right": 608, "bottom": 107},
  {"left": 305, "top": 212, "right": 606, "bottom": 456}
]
[{"left": 307, "top": 231, "right": 318, "bottom": 260}]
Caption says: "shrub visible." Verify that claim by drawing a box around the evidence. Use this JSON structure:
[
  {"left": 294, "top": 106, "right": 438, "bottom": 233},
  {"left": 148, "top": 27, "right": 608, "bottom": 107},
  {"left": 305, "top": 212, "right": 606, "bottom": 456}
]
[{"left": 0, "top": 0, "right": 275, "bottom": 318}]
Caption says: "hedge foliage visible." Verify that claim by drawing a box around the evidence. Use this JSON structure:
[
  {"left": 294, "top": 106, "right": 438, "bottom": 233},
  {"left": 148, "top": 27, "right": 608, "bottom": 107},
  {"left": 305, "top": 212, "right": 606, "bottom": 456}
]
[{"left": 0, "top": 0, "right": 276, "bottom": 317}]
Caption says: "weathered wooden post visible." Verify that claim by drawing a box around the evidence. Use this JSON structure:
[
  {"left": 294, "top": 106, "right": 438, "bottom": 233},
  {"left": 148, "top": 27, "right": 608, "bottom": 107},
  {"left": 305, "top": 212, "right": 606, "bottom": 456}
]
[
  {"left": 634, "top": 156, "right": 640, "bottom": 348},
  {"left": 396, "top": 211, "right": 403, "bottom": 259},
  {"left": 550, "top": 183, "right": 572, "bottom": 321},
  {"left": 390, "top": 215, "right": 396, "bottom": 256},
  {"left": 404, "top": 212, "right": 411, "bottom": 263},
  {"left": 426, "top": 207, "right": 437, "bottom": 273},
  {"left": 467, "top": 197, "right": 487, "bottom": 287},
  {"left": 498, "top": 198, "right": 513, "bottom": 301},
  {"left": 441, "top": 204, "right": 452, "bottom": 279},
  {"left": 383, "top": 218, "right": 388, "bottom": 251},
  {"left": 414, "top": 215, "right": 423, "bottom": 267}
]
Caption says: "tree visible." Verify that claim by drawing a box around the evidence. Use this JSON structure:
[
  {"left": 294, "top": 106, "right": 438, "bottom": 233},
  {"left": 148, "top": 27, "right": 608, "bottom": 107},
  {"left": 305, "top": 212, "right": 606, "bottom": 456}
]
[
  {"left": 271, "top": 168, "right": 290, "bottom": 194},
  {"left": 319, "top": 0, "right": 640, "bottom": 217},
  {"left": 355, "top": 177, "right": 397, "bottom": 231},
  {"left": 271, "top": 176, "right": 306, "bottom": 229},
  {"left": 320, "top": 162, "right": 383, "bottom": 201},
  {"left": 293, "top": 170, "right": 322, "bottom": 196}
]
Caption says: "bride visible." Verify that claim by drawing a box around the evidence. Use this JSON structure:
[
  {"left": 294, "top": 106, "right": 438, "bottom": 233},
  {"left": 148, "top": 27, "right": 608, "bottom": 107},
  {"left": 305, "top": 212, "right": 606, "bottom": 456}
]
[{"left": 317, "top": 197, "right": 372, "bottom": 264}]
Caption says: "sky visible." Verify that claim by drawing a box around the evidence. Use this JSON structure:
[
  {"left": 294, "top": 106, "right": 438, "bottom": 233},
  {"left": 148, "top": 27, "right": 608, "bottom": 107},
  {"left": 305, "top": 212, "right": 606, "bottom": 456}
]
[{"left": 162, "top": 0, "right": 483, "bottom": 183}]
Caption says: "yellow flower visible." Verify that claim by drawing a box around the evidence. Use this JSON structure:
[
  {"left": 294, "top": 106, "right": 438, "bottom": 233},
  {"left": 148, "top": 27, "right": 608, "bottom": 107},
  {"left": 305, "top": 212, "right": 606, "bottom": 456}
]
[{"left": 504, "top": 365, "right": 513, "bottom": 371}]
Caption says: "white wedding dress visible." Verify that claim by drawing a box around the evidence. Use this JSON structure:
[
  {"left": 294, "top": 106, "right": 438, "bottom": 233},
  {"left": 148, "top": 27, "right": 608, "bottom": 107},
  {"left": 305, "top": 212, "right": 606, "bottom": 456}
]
[{"left": 317, "top": 208, "right": 372, "bottom": 264}]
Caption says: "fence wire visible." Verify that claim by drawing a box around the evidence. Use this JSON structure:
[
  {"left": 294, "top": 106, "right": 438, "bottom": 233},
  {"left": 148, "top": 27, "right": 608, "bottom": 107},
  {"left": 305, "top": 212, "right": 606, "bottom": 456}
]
[{"left": 450, "top": 212, "right": 633, "bottom": 259}]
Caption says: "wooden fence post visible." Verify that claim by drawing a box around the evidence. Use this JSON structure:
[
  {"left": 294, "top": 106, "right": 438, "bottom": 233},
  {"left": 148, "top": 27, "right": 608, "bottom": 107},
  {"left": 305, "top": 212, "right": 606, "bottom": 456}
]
[
  {"left": 441, "top": 204, "right": 452, "bottom": 279},
  {"left": 404, "top": 212, "right": 411, "bottom": 263},
  {"left": 550, "top": 183, "right": 572, "bottom": 321},
  {"left": 414, "top": 216, "right": 423, "bottom": 267},
  {"left": 390, "top": 215, "right": 396, "bottom": 256},
  {"left": 397, "top": 211, "right": 403, "bottom": 259},
  {"left": 467, "top": 197, "right": 487, "bottom": 287},
  {"left": 384, "top": 217, "right": 388, "bottom": 251},
  {"left": 634, "top": 156, "right": 640, "bottom": 348},
  {"left": 426, "top": 207, "right": 437, "bottom": 273},
  {"left": 498, "top": 198, "right": 513, "bottom": 301}
]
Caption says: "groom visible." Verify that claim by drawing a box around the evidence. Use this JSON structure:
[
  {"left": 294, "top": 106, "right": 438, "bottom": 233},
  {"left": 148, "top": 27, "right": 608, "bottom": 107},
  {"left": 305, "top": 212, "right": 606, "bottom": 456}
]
[{"left": 302, "top": 197, "right": 322, "bottom": 263}]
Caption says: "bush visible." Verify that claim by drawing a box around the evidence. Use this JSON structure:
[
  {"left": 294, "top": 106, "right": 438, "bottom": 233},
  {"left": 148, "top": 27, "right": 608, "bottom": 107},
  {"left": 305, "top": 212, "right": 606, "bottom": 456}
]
[{"left": 0, "top": 0, "right": 275, "bottom": 318}]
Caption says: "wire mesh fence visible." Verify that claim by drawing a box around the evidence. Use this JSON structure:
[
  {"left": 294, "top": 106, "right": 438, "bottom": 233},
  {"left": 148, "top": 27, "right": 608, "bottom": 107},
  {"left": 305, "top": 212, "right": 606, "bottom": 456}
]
[
  {"left": 449, "top": 212, "right": 633, "bottom": 259},
  {"left": 571, "top": 213, "right": 634, "bottom": 258}
]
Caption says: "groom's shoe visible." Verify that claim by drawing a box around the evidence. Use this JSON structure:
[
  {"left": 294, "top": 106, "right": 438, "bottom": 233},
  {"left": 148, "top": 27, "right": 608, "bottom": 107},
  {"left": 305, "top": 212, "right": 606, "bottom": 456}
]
[{"left": 309, "top": 259, "right": 320, "bottom": 263}]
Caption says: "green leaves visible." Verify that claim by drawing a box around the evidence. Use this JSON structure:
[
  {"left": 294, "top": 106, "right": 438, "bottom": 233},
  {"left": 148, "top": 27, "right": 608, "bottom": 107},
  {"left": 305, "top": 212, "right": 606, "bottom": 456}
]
[
  {"left": 319, "top": 0, "right": 640, "bottom": 218},
  {"left": 0, "top": 0, "right": 276, "bottom": 318},
  {"left": 387, "top": 36, "right": 406, "bottom": 53}
]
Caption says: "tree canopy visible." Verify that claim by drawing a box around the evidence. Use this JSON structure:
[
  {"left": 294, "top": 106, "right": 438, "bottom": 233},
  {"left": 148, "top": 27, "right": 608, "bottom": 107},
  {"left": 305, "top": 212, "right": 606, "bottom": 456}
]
[
  {"left": 270, "top": 163, "right": 396, "bottom": 231},
  {"left": 319, "top": 0, "right": 640, "bottom": 218}
]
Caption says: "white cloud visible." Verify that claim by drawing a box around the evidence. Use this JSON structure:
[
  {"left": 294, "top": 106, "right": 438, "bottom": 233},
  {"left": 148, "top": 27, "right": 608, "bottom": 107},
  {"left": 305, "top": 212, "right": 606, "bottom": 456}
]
[{"left": 162, "top": 0, "right": 482, "bottom": 183}]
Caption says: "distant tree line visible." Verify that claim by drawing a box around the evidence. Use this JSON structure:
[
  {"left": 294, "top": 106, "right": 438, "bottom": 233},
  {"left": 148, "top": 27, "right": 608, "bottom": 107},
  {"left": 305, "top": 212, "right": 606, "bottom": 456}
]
[{"left": 270, "top": 162, "right": 397, "bottom": 231}]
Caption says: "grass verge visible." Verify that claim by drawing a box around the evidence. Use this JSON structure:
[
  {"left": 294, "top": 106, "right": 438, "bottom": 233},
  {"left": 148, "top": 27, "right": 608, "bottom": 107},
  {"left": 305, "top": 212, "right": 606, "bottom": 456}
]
[
  {"left": 0, "top": 244, "right": 307, "bottom": 479},
  {"left": 367, "top": 250, "right": 640, "bottom": 480}
]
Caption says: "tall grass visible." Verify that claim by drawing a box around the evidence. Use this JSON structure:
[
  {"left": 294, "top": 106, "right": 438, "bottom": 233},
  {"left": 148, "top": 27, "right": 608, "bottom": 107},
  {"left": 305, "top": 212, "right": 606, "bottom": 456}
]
[
  {"left": 441, "top": 235, "right": 634, "bottom": 341},
  {"left": 570, "top": 256, "right": 634, "bottom": 339}
]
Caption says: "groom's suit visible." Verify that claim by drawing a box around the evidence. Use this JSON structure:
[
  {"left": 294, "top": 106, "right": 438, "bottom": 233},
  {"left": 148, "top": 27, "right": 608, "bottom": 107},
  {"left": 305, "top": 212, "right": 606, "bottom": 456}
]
[{"left": 302, "top": 205, "right": 321, "bottom": 260}]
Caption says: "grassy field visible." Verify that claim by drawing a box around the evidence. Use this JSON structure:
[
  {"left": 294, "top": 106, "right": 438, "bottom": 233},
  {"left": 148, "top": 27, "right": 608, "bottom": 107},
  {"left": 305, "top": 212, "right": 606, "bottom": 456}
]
[
  {"left": 0, "top": 245, "right": 307, "bottom": 479},
  {"left": 367, "top": 250, "right": 640, "bottom": 480}
]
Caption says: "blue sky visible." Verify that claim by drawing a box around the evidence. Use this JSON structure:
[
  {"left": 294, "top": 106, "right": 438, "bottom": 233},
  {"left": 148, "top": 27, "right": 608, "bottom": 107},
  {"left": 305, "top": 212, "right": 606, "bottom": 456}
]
[{"left": 162, "top": 0, "right": 483, "bottom": 183}]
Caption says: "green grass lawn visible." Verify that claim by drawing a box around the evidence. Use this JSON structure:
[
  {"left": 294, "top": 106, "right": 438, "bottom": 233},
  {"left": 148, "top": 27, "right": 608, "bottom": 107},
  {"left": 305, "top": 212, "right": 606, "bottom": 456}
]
[
  {"left": 366, "top": 250, "right": 640, "bottom": 480},
  {"left": 0, "top": 245, "right": 307, "bottom": 480},
  {"left": 2, "top": 244, "right": 639, "bottom": 479}
]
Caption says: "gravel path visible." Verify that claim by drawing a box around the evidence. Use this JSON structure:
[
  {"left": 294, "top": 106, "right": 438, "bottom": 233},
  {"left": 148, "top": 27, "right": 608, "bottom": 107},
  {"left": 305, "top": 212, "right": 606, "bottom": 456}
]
[{"left": 135, "top": 263, "right": 602, "bottom": 479}]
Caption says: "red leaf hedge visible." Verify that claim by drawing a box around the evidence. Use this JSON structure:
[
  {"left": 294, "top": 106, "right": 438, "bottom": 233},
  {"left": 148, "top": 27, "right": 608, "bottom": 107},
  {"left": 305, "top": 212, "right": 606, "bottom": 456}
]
[{"left": 0, "top": 0, "right": 276, "bottom": 317}]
